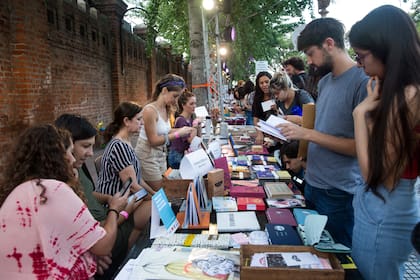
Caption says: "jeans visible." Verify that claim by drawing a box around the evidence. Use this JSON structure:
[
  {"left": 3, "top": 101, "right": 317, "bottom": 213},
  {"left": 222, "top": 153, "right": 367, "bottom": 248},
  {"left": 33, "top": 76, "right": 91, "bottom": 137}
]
[
  {"left": 304, "top": 183, "right": 354, "bottom": 248},
  {"left": 352, "top": 178, "right": 419, "bottom": 280},
  {"left": 168, "top": 149, "right": 184, "bottom": 169}
]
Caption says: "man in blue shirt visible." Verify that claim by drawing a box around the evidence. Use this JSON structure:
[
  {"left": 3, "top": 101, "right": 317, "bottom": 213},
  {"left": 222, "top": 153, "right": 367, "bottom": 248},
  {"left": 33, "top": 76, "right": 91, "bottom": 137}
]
[{"left": 277, "top": 18, "right": 368, "bottom": 247}]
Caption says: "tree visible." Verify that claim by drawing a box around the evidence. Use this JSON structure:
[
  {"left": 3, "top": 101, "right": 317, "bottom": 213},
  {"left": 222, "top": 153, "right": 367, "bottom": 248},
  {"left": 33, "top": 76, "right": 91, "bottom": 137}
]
[{"left": 128, "top": 0, "right": 313, "bottom": 92}]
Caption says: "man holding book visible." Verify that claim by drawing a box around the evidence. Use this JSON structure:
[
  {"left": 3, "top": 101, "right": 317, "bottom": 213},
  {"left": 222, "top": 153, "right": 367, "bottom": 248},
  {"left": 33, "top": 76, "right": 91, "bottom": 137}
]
[{"left": 276, "top": 18, "right": 368, "bottom": 248}]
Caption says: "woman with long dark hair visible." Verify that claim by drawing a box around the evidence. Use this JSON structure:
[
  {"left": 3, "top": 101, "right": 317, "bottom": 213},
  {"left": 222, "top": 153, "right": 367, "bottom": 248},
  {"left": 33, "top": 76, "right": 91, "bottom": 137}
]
[
  {"left": 349, "top": 5, "right": 420, "bottom": 279},
  {"left": 252, "top": 71, "right": 273, "bottom": 144}
]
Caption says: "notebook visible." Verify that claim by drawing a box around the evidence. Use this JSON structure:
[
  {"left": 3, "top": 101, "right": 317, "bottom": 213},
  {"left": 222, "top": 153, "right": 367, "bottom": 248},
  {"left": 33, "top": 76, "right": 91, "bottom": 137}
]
[
  {"left": 265, "top": 208, "right": 297, "bottom": 226},
  {"left": 216, "top": 211, "right": 260, "bottom": 232},
  {"left": 265, "top": 224, "right": 302, "bottom": 245}
]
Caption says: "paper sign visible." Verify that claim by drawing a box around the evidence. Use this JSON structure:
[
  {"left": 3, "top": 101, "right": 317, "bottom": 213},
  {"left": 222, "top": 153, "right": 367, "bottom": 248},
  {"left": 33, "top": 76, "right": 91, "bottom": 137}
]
[
  {"left": 195, "top": 106, "right": 209, "bottom": 118},
  {"left": 179, "top": 148, "right": 213, "bottom": 179},
  {"left": 261, "top": 99, "right": 276, "bottom": 112},
  {"left": 207, "top": 140, "right": 222, "bottom": 159},
  {"left": 189, "top": 136, "right": 202, "bottom": 152},
  {"left": 150, "top": 188, "right": 179, "bottom": 239}
]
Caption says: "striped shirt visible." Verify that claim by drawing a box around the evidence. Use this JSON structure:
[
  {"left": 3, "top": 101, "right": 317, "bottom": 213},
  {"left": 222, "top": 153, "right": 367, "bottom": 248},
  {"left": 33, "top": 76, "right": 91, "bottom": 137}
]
[{"left": 96, "top": 138, "right": 141, "bottom": 195}]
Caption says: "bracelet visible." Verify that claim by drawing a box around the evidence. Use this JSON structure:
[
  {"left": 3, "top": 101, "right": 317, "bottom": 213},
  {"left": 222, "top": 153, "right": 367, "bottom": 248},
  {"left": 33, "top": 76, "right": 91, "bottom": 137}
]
[
  {"left": 119, "top": 210, "right": 129, "bottom": 220},
  {"left": 164, "top": 133, "right": 170, "bottom": 146},
  {"left": 175, "top": 131, "right": 180, "bottom": 139},
  {"left": 107, "top": 208, "right": 119, "bottom": 218}
]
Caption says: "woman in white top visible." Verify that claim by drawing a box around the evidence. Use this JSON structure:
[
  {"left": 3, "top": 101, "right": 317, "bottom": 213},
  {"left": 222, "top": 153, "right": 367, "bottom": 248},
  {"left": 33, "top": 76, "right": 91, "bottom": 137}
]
[{"left": 135, "top": 74, "right": 194, "bottom": 191}]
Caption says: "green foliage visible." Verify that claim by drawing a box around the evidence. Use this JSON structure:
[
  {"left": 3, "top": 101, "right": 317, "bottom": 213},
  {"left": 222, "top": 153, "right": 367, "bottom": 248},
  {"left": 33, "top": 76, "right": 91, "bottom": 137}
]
[{"left": 127, "top": 0, "right": 313, "bottom": 78}]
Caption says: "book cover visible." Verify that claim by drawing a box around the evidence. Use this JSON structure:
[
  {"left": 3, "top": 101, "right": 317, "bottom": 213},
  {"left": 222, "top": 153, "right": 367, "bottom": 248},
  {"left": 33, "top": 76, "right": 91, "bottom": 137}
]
[
  {"left": 276, "top": 170, "right": 292, "bottom": 181},
  {"left": 236, "top": 197, "right": 266, "bottom": 211},
  {"left": 216, "top": 211, "right": 260, "bottom": 232},
  {"left": 214, "top": 156, "right": 232, "bottom": 189},
  {"left": 264, "top": 182, "right": 294, "bottom": 198},
  {"left": 176, "top": 182, "right": 210, "bottom": 229},
  {"left": 130, "top": 247, "right": 240, "bottom": 280},
  {"left": 230, "top": 185, "right": 266, "bottom": 198},
  {"left": 265, "top": 224, "right": 303, "bottom": 245},
  {"left": 212, "top": 196, "right": 238, "bottom": 212},
  {"left": 230, "top": 171, "right": 251, "bottom": 180},
  {"left": 292, "top": 208, "right": 319, "bottom": 226},
  {"left": 231, "top": 179, "right": 259, "bottom": 188},
  {"left": 265, "top": 197, "right": 306, "bottom": 208},
  {"left": 256, "top": 170, "right": 276, "bottom": 179},
  {"left": 265, "top": 208, "right": 297, "bottom": 226}
]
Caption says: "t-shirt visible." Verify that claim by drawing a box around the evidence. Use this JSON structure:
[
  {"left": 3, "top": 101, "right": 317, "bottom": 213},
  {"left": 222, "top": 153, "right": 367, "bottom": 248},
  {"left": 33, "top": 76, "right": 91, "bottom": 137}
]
[
  {"left": 276, "top": 89, "right": 314, "bottom": 116},
  {"left": 292, "top": 72, "right": 308, "bottom": 90},
  {"left": 97, "top": 138, "right": 141, "bottom": 195},
  {"left": 170, "top": 116, "right": 192, "bottom": 153},
  {"left": 0, "top": 179, "right": 104, "bottom": 279},
  {"left": 305, "top": 66, "right": 368, "bottom": 194},
  {"left": 252, "top": 98, "right": 277, "bottom": 121}
]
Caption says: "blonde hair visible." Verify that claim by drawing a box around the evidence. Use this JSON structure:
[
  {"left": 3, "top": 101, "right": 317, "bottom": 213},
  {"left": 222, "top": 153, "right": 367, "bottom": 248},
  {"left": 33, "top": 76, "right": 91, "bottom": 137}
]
[{"left": 269, "top": 71, "right": 298, "bottom": 92}]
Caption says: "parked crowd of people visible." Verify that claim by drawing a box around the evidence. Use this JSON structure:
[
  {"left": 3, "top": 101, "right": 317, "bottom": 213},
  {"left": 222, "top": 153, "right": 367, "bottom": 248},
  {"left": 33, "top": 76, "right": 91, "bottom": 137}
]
[{"left": 0, "top": 5, "right": 418, "bottom": 280}]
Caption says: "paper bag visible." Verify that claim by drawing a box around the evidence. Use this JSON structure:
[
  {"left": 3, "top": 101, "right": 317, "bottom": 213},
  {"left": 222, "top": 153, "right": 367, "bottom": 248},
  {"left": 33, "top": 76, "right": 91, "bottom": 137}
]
[
  {"left": 298, "top": 104, "right": 315, "bottom": 159},
  {"left": 207, "top": 169, "right": 224, "bottom": 198}
]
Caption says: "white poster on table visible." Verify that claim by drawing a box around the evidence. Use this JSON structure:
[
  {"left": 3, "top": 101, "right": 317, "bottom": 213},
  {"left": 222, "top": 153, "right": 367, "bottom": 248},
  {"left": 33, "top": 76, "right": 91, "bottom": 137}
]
[
  {"left": 194, "top": 106, "right": 209, "bottom": 118},
  {"left": 179, "top": 148, "right": 213, "bottom": 179}
]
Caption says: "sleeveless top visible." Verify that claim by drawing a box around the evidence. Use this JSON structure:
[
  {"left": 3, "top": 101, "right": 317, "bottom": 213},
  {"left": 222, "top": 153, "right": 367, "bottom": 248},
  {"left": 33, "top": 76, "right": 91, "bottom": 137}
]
[
  {"left": 139, "top": 104, "right": 171, "bottom": 140},
  {"left": 401, "top": 125, "right": 420, "bottom": 179}
]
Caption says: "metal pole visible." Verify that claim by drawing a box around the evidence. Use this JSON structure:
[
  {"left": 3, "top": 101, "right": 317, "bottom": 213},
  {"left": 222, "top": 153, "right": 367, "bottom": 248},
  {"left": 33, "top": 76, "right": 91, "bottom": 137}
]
[
  {"left": 201, "top": 6, "right": 211, "bottom": 109},
  {"left": 215, "top": 12, "right": 224, "bottom": 121}
]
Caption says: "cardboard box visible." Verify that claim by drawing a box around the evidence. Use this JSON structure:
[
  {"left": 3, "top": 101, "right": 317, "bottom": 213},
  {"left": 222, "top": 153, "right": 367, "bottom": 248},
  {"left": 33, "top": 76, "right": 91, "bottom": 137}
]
[
  {"left": 240, "top": 245, "right": 344, "bottom": 280},
  {"left": 161, "top": 177, "right": 209, "bottom": 200}
]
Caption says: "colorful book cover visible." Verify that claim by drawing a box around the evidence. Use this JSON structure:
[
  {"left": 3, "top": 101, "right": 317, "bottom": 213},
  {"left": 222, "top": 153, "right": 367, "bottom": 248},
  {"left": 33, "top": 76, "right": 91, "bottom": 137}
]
[
  {"left": 236, "top": 197, "right": 266, "bottom": 211},
  {"left": 212, "top": 196, "right": 238, "bottom": 212},
  {"left": 265, "top": 208, "right": 297, "bottom": 226},
  {"left": 230, "top": 185, "right": 266, "bottom": 198},
  {"left": 265, "top": 196, "right": 306, "bottom": 208}
]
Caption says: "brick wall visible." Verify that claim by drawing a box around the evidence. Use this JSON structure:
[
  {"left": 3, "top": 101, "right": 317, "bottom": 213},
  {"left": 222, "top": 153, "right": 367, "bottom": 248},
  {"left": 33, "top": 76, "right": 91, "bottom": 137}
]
[{"left": 0, "top": 0, "right": 189, "bottom": 180}]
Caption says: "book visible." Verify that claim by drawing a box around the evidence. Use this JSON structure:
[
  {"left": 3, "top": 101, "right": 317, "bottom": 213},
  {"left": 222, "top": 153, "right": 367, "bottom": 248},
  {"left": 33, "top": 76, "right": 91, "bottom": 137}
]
[
  {"left": 176, "top": 182, "right": 210, "bottom": 229},
  {"left": 130, "top": 247, "right": 240, "bottom": 280},
  {"left": 151, "top": 233, "right": 231, "bottom": 249},
  {"left": 150, "top": 188, "right": 180, "bottom": 239},
  {"left": 237, "top": 197, "right": 266, "bottom": 211},
  {"left": 256, "top": 115, "right": 293, "bottom": 142},
  {"left": 265, "top": 208, "right": 297, "bottom": 226},
  {"left": 292, "top": 208, "right": 319, "bottom": 226},
  {"left": 251, "top": 164, "right": 280, "bottom": 172},
  {"left": 216, "top": 211, "right": 260, "bottom": 232},
  {"left": 276, "top": 170, "right": 292, "bottom": 181},
  {"left": 214, "top": 156, "right": 232, "bottom": 189},
  {"left": 265, "top": 224, "right": 303, "bottom": 246},
  {"left": 265, "top": 196, "right": 306, "bottom": 208},
  {"left": 230, "top": 171, "right": 252, "bottom": 180},
  {"left": 264, "top": 182, "right": 294, "bottom": 198},
  {"left": 255, "top": 170, "right": 278, "bottom": 180},
  {"left": 212, "top": 196, "right": 238, "bottom": 212},
  {"left": 230, "top": 185, "right": 266, "bottom": 198}
]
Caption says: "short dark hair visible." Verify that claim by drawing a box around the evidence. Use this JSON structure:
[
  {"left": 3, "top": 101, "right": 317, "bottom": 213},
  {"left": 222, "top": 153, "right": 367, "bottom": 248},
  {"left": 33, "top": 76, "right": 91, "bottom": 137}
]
[
  {"left": 280, "top": 140, "right": 299, "bottom": 159},
  {"left": 55, "top": 114, "right": 97, "bottom": 141},
  {"left": 297, "top": 18, "right": 345, "bottom": 51},
  {"left": 283, "top": 57, "right": 305, "bottom": 71}
]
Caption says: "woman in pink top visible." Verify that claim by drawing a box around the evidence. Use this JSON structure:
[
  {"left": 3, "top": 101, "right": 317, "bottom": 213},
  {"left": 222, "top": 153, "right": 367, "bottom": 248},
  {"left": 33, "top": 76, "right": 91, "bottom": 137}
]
[{"left": 0, "top": 125, "right": 128, "bottom": 279}]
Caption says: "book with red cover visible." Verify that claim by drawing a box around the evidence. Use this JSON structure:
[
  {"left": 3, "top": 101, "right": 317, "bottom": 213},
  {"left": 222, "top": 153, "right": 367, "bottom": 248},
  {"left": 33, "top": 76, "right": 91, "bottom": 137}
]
[
  {"left": 230, "top": 185, "right": 266, "bottom": 198},
  {"left": 237, "top": 197, "right": 266, "bottom": 211},
  {"left": 265, "top": 208, "right": 297, "bottom": 226}
]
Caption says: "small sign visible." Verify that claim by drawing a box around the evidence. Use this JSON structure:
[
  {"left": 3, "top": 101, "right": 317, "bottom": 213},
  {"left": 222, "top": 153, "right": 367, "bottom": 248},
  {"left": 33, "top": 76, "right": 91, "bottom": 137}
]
[{"left": 255, "top": 60, "right": 269, "bottom": 75}]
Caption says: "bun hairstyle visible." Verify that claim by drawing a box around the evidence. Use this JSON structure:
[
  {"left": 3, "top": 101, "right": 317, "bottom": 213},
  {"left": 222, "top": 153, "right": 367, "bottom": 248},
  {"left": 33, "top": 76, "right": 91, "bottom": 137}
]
[
  {"left": 269, "top": 71, "right": 297, "bottom": 92},
  {"left": 177, "top": 91, "right": 195, "bottom": 114}
]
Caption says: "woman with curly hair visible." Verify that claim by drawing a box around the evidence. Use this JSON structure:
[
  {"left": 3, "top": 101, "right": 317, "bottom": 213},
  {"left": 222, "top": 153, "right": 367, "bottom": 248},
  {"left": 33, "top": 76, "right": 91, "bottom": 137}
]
[{"left": 0, "top": 124, "right": 128, "bottom": 279}]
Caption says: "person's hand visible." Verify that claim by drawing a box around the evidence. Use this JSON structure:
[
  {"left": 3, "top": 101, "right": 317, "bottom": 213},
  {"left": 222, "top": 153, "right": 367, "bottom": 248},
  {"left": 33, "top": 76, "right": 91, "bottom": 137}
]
[
  {"left": 178, "top": 126, "right": 194, "bottom": 137},
  {"left": 270, "top": 104, "right": 279, "bottom": 115},
  {"left": 354, "top": 76, "right": 381, "bottom": 116},
  {"left": 276, "top": 123, "right": 307, "bottom": 141},
  {"left": 255, "top": 132, "right": 264, "bottom": 145},
  {"left": 96, "top": 254, "right": 112, "bottom": 275},
  {"left": 284, "top": 115, "right": 302, "bottom": 125},
  {"left": 108, "top": 191, "right": 128, "bottom": 212}
]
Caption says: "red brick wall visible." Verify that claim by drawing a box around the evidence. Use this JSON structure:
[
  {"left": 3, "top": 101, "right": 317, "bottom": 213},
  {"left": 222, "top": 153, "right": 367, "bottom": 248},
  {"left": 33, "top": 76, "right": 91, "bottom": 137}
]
[{"left": 0, "top": 0, "right": 189, "bottom": 180}]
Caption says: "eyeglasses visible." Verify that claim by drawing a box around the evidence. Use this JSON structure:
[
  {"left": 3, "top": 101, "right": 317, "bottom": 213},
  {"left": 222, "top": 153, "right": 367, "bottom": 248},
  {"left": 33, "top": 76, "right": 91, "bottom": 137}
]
[{"left": 354, "top": 52, "right": 371, "bottom": 64}]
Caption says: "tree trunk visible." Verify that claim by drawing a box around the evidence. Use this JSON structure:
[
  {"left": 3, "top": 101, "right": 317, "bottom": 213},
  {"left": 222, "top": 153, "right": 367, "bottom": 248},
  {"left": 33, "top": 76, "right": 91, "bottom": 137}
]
[{"left": 187, "top": 0, "right": 209, "bottom": 107}]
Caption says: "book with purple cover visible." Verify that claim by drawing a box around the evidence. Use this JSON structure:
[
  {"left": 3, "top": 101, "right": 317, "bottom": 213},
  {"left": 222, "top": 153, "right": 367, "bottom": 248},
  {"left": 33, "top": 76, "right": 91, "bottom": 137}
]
[
  {"left": 214, "top": 156, "right": 232, "bottom": 189},
  {"left": 230, "top": 185, "right": 266, "bottom": 198},
  {"left": 265, "top": 208, "right": 297, "bottom": 226}
]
